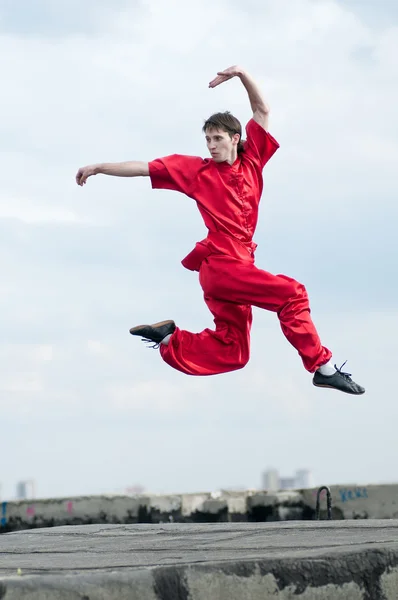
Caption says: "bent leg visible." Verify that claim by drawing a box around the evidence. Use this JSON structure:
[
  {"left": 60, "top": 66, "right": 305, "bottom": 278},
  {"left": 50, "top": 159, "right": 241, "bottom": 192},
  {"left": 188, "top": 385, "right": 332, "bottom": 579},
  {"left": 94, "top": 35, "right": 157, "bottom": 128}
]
[{"left": 160, "top": 296, "right": 252, "bottom": 376}]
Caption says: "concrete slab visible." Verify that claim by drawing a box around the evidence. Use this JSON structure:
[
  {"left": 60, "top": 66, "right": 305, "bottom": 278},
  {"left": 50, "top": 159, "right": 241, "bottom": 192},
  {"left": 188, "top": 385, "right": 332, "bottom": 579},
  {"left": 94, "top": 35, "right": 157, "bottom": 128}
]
[{"left": 1, "top": 520, "right": 398, "bottom": 599}]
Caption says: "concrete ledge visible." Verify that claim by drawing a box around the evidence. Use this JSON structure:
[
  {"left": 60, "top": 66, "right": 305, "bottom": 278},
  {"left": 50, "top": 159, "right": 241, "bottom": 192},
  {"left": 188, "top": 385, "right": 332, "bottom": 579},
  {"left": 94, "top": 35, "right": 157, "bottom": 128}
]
[
  {"left": 1, "top": 521, "right": 398, "bottom": 599},
  {"left": 2, "top": 483, "right": 398, "bottom": 533}
]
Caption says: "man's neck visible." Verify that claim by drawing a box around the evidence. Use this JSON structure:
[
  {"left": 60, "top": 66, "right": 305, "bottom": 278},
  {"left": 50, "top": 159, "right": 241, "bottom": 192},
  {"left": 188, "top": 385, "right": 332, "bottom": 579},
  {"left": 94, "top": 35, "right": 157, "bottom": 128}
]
[{"left": 227, "top": 150, "right": 238, "bottom": 165}]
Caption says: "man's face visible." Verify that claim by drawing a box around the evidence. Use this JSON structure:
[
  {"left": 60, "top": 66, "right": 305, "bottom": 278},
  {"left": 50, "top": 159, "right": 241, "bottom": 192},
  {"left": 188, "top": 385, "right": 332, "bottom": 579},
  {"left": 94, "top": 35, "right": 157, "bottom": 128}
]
[{"left": 205, "top": 127, "right": 239, "bottom": 163}]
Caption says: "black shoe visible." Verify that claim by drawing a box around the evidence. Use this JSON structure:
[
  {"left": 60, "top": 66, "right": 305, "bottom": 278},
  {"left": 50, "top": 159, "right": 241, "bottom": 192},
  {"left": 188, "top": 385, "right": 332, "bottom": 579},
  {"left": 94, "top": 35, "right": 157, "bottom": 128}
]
[
  {"left": 129, "top": 320, "right": 176, "bottom": 348},
  {"left": 313, "top": 362, "right": 365, "bottom": 395}
]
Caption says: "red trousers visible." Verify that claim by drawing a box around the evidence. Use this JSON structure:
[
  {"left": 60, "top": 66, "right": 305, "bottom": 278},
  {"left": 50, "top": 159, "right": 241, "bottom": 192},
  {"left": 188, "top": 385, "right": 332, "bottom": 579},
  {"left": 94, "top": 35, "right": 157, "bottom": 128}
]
[{"left": 160, "top": 255, "right": 331, "bottom": 375}]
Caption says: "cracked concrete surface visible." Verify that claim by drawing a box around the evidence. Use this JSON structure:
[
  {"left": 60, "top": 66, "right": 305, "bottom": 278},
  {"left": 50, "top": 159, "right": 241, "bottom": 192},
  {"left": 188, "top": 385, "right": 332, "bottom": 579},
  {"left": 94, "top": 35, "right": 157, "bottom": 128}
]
[{"left": 1, "top": 520, "right": 398, "bottom": 599}]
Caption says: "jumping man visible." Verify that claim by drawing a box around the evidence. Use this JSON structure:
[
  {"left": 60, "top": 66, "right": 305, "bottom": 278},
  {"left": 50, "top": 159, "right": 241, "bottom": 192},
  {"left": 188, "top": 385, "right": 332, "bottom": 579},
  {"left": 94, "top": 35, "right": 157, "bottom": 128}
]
[{"left": 76, "top": 66, "right": 365, "bottom": 395}]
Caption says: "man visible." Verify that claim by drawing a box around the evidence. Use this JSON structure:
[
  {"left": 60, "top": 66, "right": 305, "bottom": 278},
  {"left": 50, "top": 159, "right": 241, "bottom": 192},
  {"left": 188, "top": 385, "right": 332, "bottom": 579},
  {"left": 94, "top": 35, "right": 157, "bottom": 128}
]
[{"left": 76, "top": 65, "right": 365, "bottom": 395}]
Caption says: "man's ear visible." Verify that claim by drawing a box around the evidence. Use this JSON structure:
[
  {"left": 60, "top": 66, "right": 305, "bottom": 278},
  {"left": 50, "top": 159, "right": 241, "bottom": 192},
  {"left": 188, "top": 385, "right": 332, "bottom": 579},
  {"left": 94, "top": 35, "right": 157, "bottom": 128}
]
[{"left": 233, "top": 133, "right": 240, "bottom": 146}]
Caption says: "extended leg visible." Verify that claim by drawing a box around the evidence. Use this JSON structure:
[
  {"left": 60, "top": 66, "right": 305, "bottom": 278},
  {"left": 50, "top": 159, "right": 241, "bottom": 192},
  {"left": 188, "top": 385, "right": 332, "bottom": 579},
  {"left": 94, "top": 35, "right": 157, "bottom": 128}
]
[
  {"left": 201, "top": 256, "right": 364, "bottom": 394},
  {"left": 202, "top": 256, "right": 330, "bottom": 372}
]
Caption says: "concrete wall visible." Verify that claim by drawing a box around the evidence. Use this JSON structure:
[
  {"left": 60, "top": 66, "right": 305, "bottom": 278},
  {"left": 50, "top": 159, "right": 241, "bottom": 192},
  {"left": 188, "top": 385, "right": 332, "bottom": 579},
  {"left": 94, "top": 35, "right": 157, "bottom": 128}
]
[
  {"left": 1, "top": 483, "right": 398, "bottom": 533},
  {"left": 301, "top": 484, "right": 398, "bottom": 520}
]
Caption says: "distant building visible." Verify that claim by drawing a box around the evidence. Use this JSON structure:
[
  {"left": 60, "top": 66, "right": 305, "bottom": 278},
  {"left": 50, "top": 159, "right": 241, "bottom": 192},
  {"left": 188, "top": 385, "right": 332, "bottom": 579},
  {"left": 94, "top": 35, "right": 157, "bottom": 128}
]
[
  {"left": 16, "top": 480, "right": 35, "bottom": 500},
  {"left": 262, "top": 469, "right": 280, "bottom": 491},
  {"left": 125, "top": 484, "right": 145, "bottom": 495},
  {"left": 262, "top": 469, "right": 313, "bottom": 491},
  {"left": 295, "top": 469, "right": 314, "bottom": 489},
  {"left": 280, "top": 477, "right": 296, "bottom": 490}
]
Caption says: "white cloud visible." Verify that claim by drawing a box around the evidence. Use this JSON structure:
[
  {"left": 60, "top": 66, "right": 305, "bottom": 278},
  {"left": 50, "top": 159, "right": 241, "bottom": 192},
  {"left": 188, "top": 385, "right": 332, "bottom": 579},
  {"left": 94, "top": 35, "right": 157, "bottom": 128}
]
[
  {"left": 87, "top": 340, "right": 107, "bottom": 355},
  {"left": 109, "top": 380, "right": 187, "bottom": 413},
  {"left": 0, "top": 0, "right": 396, "bottom": 499},
  {"left": 0, "top": 343, "right": 52, "bottom": 363},
  {"left": 32, "top": 344, "right": 53, "bottom": 362},
  {"left": 0, "top": 373, "right": 43, "bottom": 394},
  {"left": 0, "top": 196, "right": 84, "bottom": 224}
]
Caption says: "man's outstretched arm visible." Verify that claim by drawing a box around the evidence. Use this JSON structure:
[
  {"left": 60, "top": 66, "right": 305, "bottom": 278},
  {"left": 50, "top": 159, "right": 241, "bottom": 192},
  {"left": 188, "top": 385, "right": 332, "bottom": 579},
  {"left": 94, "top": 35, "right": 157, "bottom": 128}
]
[
  {"left": 76, "top": 161, "right": 149, "bottom": 186},
  {"left": 209, "top": 66, "right": 270, "bottom": 130}
]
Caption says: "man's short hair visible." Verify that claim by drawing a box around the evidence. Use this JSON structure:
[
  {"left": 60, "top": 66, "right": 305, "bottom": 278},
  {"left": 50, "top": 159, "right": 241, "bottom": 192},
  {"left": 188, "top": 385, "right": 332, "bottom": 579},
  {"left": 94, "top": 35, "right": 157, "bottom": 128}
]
[{"left": 203, "top": 111, "right": 244, "bottom": 153}]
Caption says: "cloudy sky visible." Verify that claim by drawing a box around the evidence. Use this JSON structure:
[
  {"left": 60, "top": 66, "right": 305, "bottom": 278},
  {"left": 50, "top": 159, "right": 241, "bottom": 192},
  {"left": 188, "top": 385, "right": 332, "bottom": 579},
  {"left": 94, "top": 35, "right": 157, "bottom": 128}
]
[{"left": 0, "top": 0, "right": 397, "bottom": 501}]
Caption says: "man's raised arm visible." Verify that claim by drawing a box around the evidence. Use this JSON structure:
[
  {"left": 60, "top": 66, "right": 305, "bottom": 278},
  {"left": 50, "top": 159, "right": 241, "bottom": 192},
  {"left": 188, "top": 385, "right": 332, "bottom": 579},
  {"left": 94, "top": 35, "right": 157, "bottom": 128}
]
[
  {"left": 76, "top": 161, "right": 149, "bottom": 186},
  {"left": 209, "top": 66, "right": 270, "bottom": 130}
]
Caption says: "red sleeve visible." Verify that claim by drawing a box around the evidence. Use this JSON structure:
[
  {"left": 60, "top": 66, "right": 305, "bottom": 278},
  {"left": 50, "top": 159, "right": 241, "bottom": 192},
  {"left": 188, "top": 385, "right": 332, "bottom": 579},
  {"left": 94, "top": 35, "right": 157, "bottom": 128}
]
[
  {"left": 148, "top": 154, "right": 204, "bottom": 195},
  {"left": 243, "top": 119, "right": 280, "bottom": 169}
]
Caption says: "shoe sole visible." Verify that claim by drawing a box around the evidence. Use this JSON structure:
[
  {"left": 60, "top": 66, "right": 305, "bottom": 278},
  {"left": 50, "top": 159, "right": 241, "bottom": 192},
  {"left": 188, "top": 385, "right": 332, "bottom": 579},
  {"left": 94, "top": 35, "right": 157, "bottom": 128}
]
[
  {"left": 129, "top": 320, "right": 175, "bottom": 335},
  {"left": 313, "top": 381, "right": 365, "bottom": 395}
]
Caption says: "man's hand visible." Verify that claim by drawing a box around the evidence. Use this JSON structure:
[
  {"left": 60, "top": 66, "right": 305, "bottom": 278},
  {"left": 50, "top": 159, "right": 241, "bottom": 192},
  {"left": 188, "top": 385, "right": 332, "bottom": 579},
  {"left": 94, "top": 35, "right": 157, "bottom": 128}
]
[
  {"left": 208, "top": 65, "right": 244, "bottom": 88},
  {"left": 76, "top": 165, "right": 98, "bottom": 186},
  {"left": 210, "top": 67, "right": 270, "bottom": 131}
]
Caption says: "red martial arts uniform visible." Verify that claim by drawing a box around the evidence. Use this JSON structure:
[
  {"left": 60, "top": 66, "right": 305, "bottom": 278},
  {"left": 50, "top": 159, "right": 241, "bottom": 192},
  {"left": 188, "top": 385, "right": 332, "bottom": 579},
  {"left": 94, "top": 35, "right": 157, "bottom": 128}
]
[{"left": 148, "top": 119, "right": 331, "bottom": 376}]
